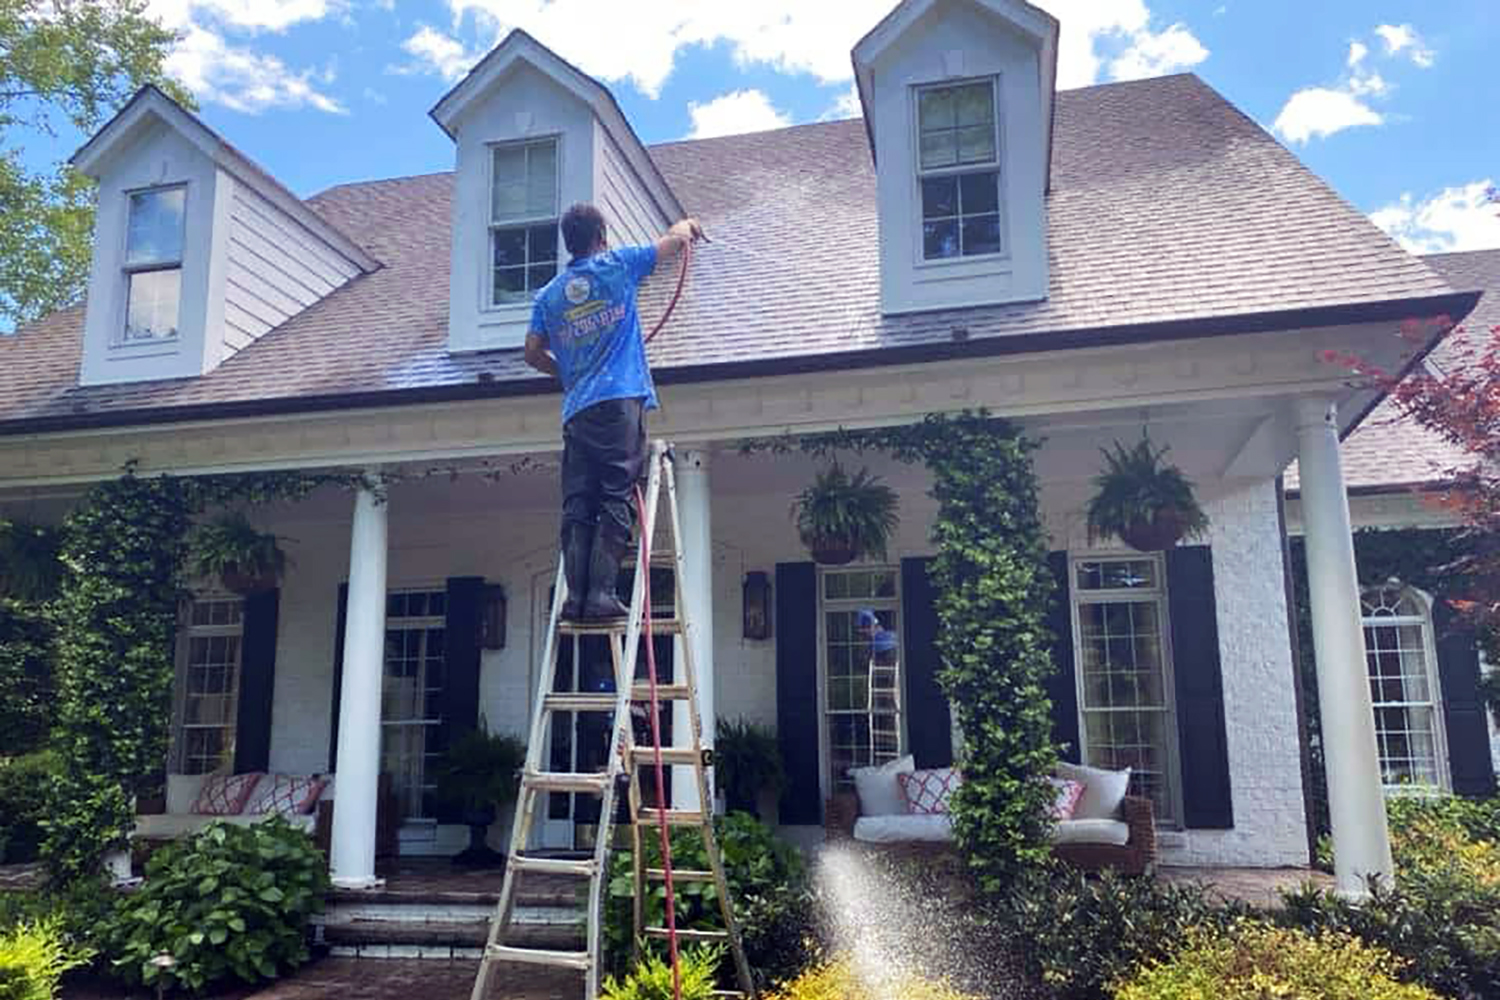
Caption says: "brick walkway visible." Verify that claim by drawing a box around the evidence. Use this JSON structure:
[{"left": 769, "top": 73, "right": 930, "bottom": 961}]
[{"left": 1157, "top": 865, "right": 1333, "bottom": 908}]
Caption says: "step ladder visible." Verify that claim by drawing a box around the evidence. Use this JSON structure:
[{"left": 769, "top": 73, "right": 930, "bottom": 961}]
[
  {"left": 867, "top": 634, "right": 902, "bottom": 765},
  {"left": 471, "top": 441, "right": 755, "bottom": 1000}
]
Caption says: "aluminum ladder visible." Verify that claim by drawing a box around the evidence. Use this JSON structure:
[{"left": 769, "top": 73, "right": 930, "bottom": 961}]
[{"left": 470, "top": 441, "right": 754, "bottom": 1000}]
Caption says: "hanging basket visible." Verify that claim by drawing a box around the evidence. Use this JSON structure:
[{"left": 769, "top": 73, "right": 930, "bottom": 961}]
[
  {"left": 219, "top": 564, "right": 278, "bottom": 595},
  {"left": 809, "top": 538, "right": 859, "bottom": 565},
  {"left": 1117, "top": 507, "right": 1193, "bottom": 552}
]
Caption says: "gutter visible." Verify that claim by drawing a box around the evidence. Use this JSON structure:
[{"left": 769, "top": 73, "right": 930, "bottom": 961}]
[{"left": 0, "top": 289, "right": 1480, "bottom": 439}]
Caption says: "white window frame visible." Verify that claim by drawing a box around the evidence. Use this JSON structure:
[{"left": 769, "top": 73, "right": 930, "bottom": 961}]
[
  {"left": 172, "top": 594, "right": 244, "bottom": 776},
  {"left": 910, "top": 76, "right": 1007, "bottom": 267},
  {"left": 119, "top": 182, "right": 187, "bottom": 346},
  {"left": 815, "top": 565, "right": 905, "bottom": 800},
  {"left": 1360, "top": 583, "right": 1450, "bottom": 793},
  {"left": 1069, "top": 553, "right": 1184, "bottom": 827},
  {"left": 382, "top": 586, "right": 448, "bottom": 824},
  {"left": 485, "top": 136, "right": 561, "bottom": 312}
]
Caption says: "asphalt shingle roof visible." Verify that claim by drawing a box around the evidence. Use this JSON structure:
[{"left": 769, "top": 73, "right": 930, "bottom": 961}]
[{"left": 0, "top": 73, "right": 1464, "bottom": 430}]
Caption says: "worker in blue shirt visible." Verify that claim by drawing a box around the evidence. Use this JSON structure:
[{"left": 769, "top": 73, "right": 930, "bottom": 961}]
[{"left": 524, "top": 203, "right": 703, "bottom": 620}]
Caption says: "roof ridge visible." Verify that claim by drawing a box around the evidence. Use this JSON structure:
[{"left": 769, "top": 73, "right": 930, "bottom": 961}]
[
  {"left": 310, "top": 168, "right": 455, "bottom": 201},
  {"left": 648, "top": 115, "right": 865, "bottom": 150}
]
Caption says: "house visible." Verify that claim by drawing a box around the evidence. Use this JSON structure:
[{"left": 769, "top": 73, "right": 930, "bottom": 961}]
[
  {"left": 0, "top": 0, "right": 1487, "bottom": 898},
  {"left": 1285, "top": 247, "right": 1500, "bottom": 795}
]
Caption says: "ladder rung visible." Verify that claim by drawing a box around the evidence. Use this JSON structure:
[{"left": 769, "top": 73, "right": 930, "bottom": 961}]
[
  {"left": 542, "top": 693, "right": 620, "bottom": 713},
  {"left": 484, "top": 944, "right": 592, "bottom": 971},
  {"left": 645, "top": 868, "right": 716, "bottom": 882},
  {"left": 631, "top": 684, "right": 692, "bottom": 701},
  {"left": 642, "top": 927, "right": 729, "bottom": 942},
  {"left": 557, "top": 618, "right": 682, "bottom": 635},
  {"left": 637, "top": 808, "right": 709, "bottom": 827},
  {"left": 523, "top": 771, "right": 612, "bottom": 794},
  {"left": 628, "top": 747, "right": 707, "bottom": 766},
  {"left": 509, "top": 855, "right": 597, "bottom": 878}
]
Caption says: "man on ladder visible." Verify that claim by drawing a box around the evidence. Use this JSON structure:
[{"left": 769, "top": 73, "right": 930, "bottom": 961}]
[{"left": 524, "top": 203, "right": 704, "bottom": 620}]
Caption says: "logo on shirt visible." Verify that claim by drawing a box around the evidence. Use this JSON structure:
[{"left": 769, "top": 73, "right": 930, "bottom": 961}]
[{"left": 564, "top": 276, "right": 591, "bottom": 305}]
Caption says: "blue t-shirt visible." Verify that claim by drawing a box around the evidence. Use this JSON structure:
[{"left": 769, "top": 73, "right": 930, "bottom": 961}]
[{"left": 530, "top": 245, "right": 659, "bottom": 425}]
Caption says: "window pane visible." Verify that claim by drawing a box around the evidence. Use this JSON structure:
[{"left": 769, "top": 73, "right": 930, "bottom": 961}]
[
  {"left": 921, "top": 176, "right": 958, "bottom": 219},
  {"left": 955, "top": 83, "right": 994, "bottom": 127},
  {"left": 493, "top": 227, "right": 526, "bottom": 268},
  {"left": 125, "top": 268, "right": 181, "bottom": 341},
  {"left": 918, "top": 88, "right": 956, "bottom": 131},
  {"left": 961, "top": 214, "right": 1001, "bottom": 256},
  {"left": 491, "top": 145, "right": 527, "bottom": 221},
  {"left": 957, "top": 125, "right": 996, "bottom": 164},
  {"left": 528, "top": 264, "right": 556, "bottom": 292},
  {"left": 126, "top": 188, "right": 185, "bottom": 266},
  {"left": 919, "top": 131, "right": 958, "bottom": 170},
  {"left": 529, "top": 223, "right": 558, "bottom": 262},
  {"left": 494, "top": 266, "right": 527, "bottom": 303},
  {"left": 923, "top": 219, "right": 959, "bottom": 260},
  {"left": 959, "top": 171, "right": 999, "bottom": 215},
  {"left": 526, "top": 141, "right": 557, "bottom": 216}
]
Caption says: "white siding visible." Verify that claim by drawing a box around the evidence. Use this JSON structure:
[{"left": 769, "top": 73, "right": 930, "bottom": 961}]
[{"left": 593, "top": 122, "right": 670, "bottom": 249}]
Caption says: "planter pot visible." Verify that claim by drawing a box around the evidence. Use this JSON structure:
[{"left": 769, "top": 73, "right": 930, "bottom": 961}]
[
  {"left": 1118, "top": 508, "right": 1192, "bottom": 552},
  {"left": 219, "top": 564, "right": 278, "bottom": 595},
  {"left": 809, "top": 539, "right": 858, "bottom": 565}
]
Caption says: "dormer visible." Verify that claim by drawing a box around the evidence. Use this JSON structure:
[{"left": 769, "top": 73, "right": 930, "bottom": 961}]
[
  {"left": 853, "top": 0, "right": 1058, "bottom": 314},
  {"left": 70, "top": 87, "right": 376, "bottom": 386},
  {"left": 430, "top": 30, "right": 684, "bottom": 353}
]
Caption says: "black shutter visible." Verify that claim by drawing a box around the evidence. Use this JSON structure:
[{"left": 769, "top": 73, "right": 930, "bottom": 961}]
[
  {"left": 438, "top": 577, "right": 487, "bottom": 822},
  {"left": 1043, "top": 551, "right": 1081, "bottom": 763},
  {"left": 775, "top": 562, "right": 820, "bottom": 825},
  {"left": 327, "top": 583, "right": 348, "bottom": 772},
  {"left": 1167, "top": 546, "right": 1235, "bottom": 829},
  {"left": 233, "top": 588, "right": 280, "bottom": 773},
  {"left": 902, "top": 558, "right": 952, "bottom": 768},
  {"left": 1433, "top": 598, "right": 1497, "bottom": 798}
]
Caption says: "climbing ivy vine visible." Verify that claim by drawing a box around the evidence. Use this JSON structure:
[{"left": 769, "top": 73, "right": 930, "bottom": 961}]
[{"left": 744, "top": 411, "right": 1058, "bottom": 888}]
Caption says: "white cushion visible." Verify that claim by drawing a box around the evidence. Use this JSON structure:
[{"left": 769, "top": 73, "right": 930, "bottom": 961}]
[
  {"left": 133, "top": 812, "right": 315, "bottom": 840},
  {"left": 853, "top": 813, "right": 954, "bottom": 844},
  {"left": 850, "top": 755, "right": 914, "bottom": 817},
  {"left": 165, "top": 773, "right": 208, "bottom": 815},
  {"left": 1049, "top": 818, "right": 1131, "bottom": 847},
  {"left": 1055, "top": 761, "right": 1132, "bottom": 820}
]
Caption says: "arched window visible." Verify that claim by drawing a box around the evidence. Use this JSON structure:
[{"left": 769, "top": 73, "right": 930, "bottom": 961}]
[{"left": 1360, "top": 582, "right": 1448, "bottom": 791}]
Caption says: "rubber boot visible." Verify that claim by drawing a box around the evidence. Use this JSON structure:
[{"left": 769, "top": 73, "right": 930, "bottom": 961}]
[
  {"left": 582, "top": 523, "right": 631, "bottom": 620},
  {"left": 560, "top": 522, "right": 592, "bottom": 621}
]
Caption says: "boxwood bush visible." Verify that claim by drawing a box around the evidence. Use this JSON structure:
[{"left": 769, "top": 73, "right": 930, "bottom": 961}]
[
  {"left": 101, "top": 818, "right": 327, "bottom": 992},
  {"left": 0, "top": 751, "right": 61, "bottom": 864}
]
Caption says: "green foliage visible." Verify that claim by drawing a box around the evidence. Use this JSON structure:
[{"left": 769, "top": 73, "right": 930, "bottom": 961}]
[
  {"left": 100, "top": 819, "right": 328, "bottom": 993},
  {"left": 0, "top": 599, "right": 54, "bottom": 756},
  {"left": 1085, "top": 433, "right": 1208, "bottom": 548},
  {"left": 608, "top": 812, "right": 815, "bottom": 989},
  {"left": 0, "top": 917, "right": 93, "bottom": 1000},
  {"left": 433, "top": 725, "right": 525, "bottom": 816},
  {"left": 714, "top": 718, "right": 785, "bottom": 815},
  {"left": 762, "top": 958, "right": 980, "bottom": 1000},
  {"left": 792, "top": 464, "right": 900, "bottom": 562},
  {"left": 0, "top": 521, "right": 64, "bottom": 603},
  {"left": 984, "top": 865, "right": 1251, "bottom": 999},
  {"left": 187, "top": 513, "right": 286, "bottom": 592},
  {"left": 0, "top": 0, "right": 195, "bottom": 329},
  {"left": 0, "top": 751, "right": 61, "bottom": 864},
  {"left": 600, "top": 944, "right": 726, "bottom": 1000},
  {"left": 1385, "top": 792, "right": 1500, "bottom": 845},
  {"left": 1111, "top": 922, "right": 1441, "bottom": 1000}
]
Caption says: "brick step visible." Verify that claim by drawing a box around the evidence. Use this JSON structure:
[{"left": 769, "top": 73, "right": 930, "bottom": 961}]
[
  {"left": 323, "top": 918, "right": 582, "bottom": 951},
  {"left": 327, "top": 881, "right": 583, "bottom": 908}
]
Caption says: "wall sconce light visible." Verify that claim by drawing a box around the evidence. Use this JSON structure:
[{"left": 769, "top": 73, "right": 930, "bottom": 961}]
[
  {"left": 742, "top": 571, "right": 772, "bottom": 640},
  {"left": 481, "top": 584, "right": 506, "bottom": 650}
]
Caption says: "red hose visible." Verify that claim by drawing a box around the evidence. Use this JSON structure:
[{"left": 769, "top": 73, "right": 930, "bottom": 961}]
[
  {"left": 635, "top": 485, "right": 682, "bottom": 1000},
  {"left": 643, "top": 239, "right": 692, "bottom": 345}
]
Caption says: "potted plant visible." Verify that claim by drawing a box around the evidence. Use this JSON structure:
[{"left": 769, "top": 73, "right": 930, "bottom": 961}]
[
  {"left": 434, "top": 725, "right": 526, "bottom": 867},
  {"left": 1086, "top": 433, "right": 1210, "bottom": 551},
  {"left": 189, "top": 513, "right": 287, "bottom": 595},
  {"left": 792, "top": 464, "right": 900, "bottom": 565},
  {"left": 714, "top": 718, "right": 785, "bottom": 817},
  {"left": 0, "top": 519, "right": 64, "bottom": 601}
]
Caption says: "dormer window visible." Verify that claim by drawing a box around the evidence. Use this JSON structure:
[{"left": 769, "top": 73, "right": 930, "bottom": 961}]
[
  {"left": 490, "top": 137, "right": 559, "bottom": 306},
  {"left": 122, "top": 185, "right": 186, "bottom": 342},
  {"left": 916, "top": 80, "right": 1002, "bottom": 261}
]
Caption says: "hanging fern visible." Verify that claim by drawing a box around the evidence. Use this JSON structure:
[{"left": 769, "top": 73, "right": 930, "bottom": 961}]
[{"left": 1086, "top": 433, "right": 1209, "bottom": 548}]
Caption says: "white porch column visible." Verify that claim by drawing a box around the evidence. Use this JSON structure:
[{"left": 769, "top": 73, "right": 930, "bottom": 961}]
[
  {"left": 329, "top": 478, "right": 388, "bottom": 889},
  {"left": 674, "top": 449, "right": 715, "bottom": 811},
  {"left": 1295, "top": 398, "right": 1393, "bottom": 896}
]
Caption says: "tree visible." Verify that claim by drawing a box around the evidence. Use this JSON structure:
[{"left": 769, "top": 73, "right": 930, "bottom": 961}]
[{"left": 0, "top": 0, "right": 192, "bottom": 330}]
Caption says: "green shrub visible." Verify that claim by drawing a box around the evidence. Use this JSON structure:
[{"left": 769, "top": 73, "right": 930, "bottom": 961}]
[
  {"left": 1386, "top": 793, "right": 1500, "bottom": 845},
  {"left": 983, "top": 865, "right": 1250, "bottom": 999},
  {"left": 0, "top": 751, "right": 61, "bottom": 864},
  {"left": 763, "top": 957, "right": 979, "bottom": 1000},
  {"left": 607, "top": 812, "right": 816, "bottom": 988},
  {"left": 600, "top": 944, "right": 725, "bottom": 1000},
  {"left": 100, "top": 818, "right": 327, "bottom": 992},
  {"left": 1112, "top": 922, "right": 1441, "bottom": 1000},
  {"left": 0, "top": 918, "right": 92, "bottom": 1000}
]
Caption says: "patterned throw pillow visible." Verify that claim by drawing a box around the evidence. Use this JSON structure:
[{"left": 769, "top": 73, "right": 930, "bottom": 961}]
[
  {"left": 1047, "top": 777, "right": 1086, "bottom": 820},
  {"left": 898, "top": 767, "right": 961, "bottom": 815},
  {"left": 191, "top": 772, "right": 264, "bottom": 816},
  {"left": 246, "top": 774, "right": 328, "bottom": 817}
]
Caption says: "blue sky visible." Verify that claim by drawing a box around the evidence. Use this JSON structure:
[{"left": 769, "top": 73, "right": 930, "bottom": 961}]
[{"left": 24, "top": 0, "right": 1500, "bottom": 252}]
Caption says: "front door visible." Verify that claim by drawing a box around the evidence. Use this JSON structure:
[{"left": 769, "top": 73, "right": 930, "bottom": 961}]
[{"left": 381, "top": 588, "right": 448, "bottom": 844}]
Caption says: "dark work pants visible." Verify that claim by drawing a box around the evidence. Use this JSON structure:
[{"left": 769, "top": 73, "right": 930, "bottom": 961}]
[{"left": 560, "top": 397, "right": 647, "bottom": 545}]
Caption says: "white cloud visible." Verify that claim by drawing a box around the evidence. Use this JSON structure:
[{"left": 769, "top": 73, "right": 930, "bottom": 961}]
[
  {"left": 1370, "top": 181, "right": 1500, "bottom": 253},
  {"left": 1375, "top": 23, "right": 1435, "bottom": 67},
  {"left": 1273, "top": 87, "right": 1382, "bottom": 144},
  {"left": 397, "top": 0, "right": 1207, "bottom": 98},
  {"left": 398, "top": 24, "right": 481, "bottom": 82},
  {"left": 1348, "top": 70, "right": 1388, "bottom": 96},
  {"left": 825, "top": 83, "right": 862, "bottom": 121},
  {"left": 1347, "top": 40, "right": 1368, "bottom": 68},
  {"left": 148, "top": 0, "right": 341, "bottom": 34},
  {"left": 686, "top": 89, "right": 790, "bottom": 139}
]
